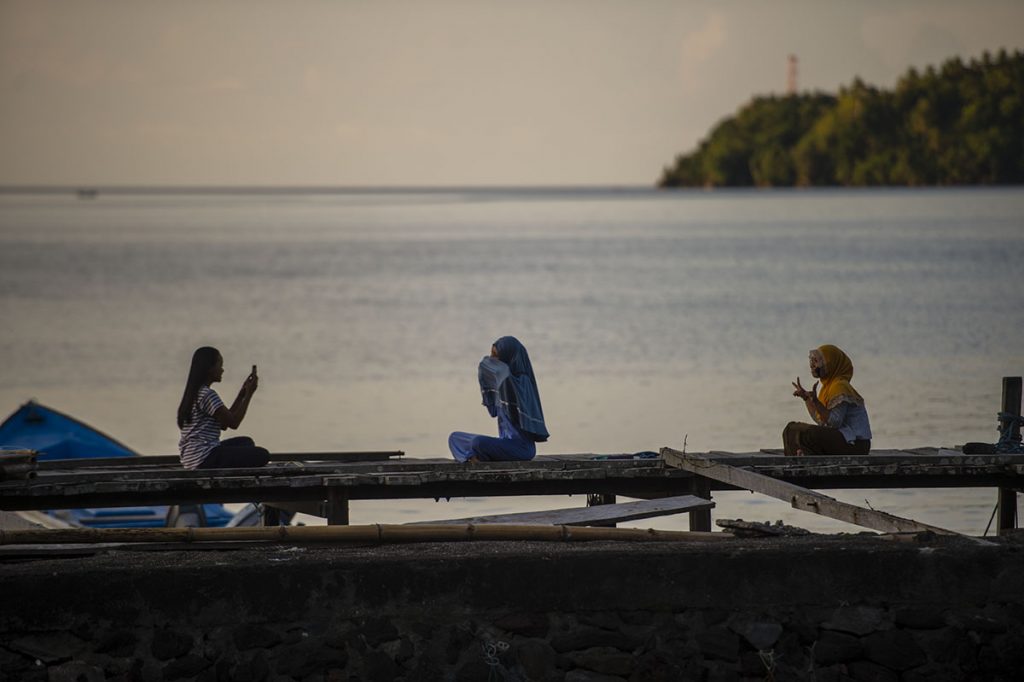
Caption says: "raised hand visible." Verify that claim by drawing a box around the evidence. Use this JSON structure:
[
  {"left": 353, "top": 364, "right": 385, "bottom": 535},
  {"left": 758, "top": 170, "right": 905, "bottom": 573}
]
[{"left": 792, "top": 377, "right": 819, "bottom": 401}]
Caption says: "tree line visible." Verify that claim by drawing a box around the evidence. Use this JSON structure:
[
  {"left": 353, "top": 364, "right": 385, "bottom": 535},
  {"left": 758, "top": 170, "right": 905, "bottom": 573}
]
[{"left": 658, "top": 50, "right": 1024, "bottom": 187}]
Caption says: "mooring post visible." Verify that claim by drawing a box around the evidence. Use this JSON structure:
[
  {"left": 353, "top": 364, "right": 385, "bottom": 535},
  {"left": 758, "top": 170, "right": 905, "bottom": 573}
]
[
  {"left": 689, "top": 477, "right": 713, "bottom": 532},
  {"left": 997, "top": 376, "right": 1022, "bottom": 534},
  {"left": 326, "top": 489, "right": 350, "bottom": 526}
]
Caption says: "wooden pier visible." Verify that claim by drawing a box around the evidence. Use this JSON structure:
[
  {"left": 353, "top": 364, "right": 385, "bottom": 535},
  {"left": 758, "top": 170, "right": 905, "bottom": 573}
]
[{"left": 1, "top": 448, "right": 1021, "bottom": 535}]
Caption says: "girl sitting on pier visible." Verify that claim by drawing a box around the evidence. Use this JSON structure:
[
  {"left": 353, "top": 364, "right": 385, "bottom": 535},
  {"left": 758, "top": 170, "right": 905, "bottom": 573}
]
[
  {"left": 176, "top": 346, "right": 270, "bottom": 469},
  {"left": 448, "top": 336, "right": 550, "bottom": 462},
  {"left": 784, "top": 344, "right": 872, "bottom": 456}
]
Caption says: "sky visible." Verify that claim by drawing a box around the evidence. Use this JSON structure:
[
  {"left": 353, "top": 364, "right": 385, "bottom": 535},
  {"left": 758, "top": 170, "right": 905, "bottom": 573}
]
[{"left": 1, "top": 0, "right": 1022, "bottom": 187}]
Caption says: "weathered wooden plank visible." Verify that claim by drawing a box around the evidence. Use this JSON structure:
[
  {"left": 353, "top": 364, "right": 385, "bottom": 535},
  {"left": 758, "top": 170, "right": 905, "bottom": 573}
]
[
  {"left": 411, "top": 494, "right": 714, "bottom": 526},
  {"left": 661, "top": 447, "right": 965, "bottom": 537},
  {"left": 36, "top": 451, "right": 404, "bottom": 471}
]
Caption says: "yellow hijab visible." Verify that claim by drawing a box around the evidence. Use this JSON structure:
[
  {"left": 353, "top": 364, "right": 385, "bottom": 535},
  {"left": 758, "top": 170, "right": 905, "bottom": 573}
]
[{"left": 815, "top": 344, "right": 864, "bottom": 409}]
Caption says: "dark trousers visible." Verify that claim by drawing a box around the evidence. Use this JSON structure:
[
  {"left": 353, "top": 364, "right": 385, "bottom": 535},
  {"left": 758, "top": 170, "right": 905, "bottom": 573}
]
[
  {"left": 198, "top": 436, "right": 270, "bottom": 469},
  {"left": 783, "top": 422, "right": 870, "bottom": 456}
]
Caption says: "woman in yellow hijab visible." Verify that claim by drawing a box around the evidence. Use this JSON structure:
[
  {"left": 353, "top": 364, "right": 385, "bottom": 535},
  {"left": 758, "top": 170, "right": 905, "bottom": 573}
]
[{"left": 784, "top": 344, "right": 872, "bottom": 456}]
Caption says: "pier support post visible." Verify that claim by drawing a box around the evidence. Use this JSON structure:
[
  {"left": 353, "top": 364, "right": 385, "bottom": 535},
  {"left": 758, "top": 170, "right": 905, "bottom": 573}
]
[
  {"left": 688, "top": 477, "right": 712, "bottom": 532},
  {"left": 261, "top": 505, "right": 283, "bottom": 527},
  {"left": 326, "top": 489, "right": 350, "bottom": 526},
  {"left": 997, "top": 377, "right": 1022, "bottom": 535}
]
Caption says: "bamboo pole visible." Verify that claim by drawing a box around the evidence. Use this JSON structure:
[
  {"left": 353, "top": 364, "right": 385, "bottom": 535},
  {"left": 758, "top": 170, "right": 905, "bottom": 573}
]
[{"left": 0, "top": 523, "right": 728, "bottom": 546}]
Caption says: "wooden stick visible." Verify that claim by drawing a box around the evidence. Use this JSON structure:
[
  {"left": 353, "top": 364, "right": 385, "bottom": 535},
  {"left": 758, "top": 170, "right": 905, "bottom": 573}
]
[
  {"left": 661, "top": 447, "right": 970, "bottom": 538},
  {"left": 0, "top": 523, "right": 728, "bottom": 546}
]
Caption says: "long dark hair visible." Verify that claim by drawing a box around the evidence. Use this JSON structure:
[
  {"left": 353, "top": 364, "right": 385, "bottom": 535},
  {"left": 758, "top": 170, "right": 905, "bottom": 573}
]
[{"left": 177, "top": 346, "right": 221, "bottom": 428}]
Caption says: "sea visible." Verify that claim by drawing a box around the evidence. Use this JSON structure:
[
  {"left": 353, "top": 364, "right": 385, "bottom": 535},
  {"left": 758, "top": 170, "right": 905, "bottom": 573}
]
[{"left": 2, "top": 186, "right": 1023, "bottom": 535}]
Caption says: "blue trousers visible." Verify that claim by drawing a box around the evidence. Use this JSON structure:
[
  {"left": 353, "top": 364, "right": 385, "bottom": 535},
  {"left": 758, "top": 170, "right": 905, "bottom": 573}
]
[{"left": 448, "top": 431, "right": 536, "bottom": 462}]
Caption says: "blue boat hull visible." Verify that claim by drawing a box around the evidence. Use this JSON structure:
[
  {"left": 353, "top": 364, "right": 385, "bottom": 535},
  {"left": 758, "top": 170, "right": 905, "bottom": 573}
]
[{"left": 0, "top": 401, "right": 233, "bottom": 528}]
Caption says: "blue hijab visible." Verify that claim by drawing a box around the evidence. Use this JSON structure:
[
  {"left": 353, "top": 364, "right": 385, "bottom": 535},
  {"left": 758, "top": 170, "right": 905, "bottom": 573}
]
[{"left": 478, "top": 336, "right": 549, "bottom": 442}]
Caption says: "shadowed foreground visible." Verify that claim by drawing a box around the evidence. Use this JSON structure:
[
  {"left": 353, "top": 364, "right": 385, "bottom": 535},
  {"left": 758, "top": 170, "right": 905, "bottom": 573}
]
[{"left": 2, "top": 532, "right": 1023, "bottom": 681}]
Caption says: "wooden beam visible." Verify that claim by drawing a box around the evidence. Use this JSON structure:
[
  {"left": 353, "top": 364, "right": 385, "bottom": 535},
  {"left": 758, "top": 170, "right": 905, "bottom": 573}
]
[
  {"left": 326, "top": 489, "right": 349, "bottom": 526},
  {"left": 661, "top": 447, "right": 965, "bottom": 537},
  {"left": 997, "top": 488, "right": 1017, "bottom": 534},
  {"left": 36, "top": 451, "right": 404, "bottom": 470},
  {"left": 411, "top": 494, "right": 714, "bottom": 527},
  {"left": 688, "top": 476, "right": 712, "bottom": 532}
]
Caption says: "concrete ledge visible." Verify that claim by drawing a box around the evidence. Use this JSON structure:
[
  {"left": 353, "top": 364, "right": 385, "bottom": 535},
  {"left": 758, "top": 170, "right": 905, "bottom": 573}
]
[{"left": 2, "top": 534, "right": 1023, "bottom": 680}]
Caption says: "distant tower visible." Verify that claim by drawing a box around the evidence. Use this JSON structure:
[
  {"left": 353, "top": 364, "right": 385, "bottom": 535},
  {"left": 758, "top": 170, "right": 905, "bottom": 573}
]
[{"left": 787, "top": 54, "right": 798, "bottom": 95}]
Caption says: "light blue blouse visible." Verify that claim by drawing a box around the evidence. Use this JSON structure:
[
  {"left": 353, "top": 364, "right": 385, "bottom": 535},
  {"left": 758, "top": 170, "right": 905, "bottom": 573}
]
[{"left": 822, "top": 400, "right": 873, "bottom": 443}]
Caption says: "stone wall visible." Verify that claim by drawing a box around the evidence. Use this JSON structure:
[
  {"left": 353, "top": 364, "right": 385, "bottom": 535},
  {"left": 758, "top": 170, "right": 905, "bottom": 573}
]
[{"left": 1, "top": 535, "right": 1023, "bottom": 681}]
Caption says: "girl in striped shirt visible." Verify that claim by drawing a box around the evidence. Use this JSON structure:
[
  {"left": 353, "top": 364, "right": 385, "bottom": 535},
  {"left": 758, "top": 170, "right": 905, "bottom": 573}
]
[{"left": 177, "top": 346, "right": 269, "bottom": 470}]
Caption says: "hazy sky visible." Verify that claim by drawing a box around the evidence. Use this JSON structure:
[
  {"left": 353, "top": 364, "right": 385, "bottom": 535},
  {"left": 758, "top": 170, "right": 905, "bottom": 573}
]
[{"left": 1, "top": 0, "right": 1022, "bottom": 187}]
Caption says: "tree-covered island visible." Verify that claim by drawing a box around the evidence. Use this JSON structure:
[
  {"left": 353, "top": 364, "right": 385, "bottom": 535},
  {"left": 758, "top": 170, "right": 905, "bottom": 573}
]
[{"left": 658, "top": 50, "right": 1024, "bottom": 187}]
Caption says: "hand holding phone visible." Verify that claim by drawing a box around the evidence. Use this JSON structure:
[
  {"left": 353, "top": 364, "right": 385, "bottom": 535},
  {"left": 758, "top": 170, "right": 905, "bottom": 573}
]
[{"left": 246, "top": 364, "right": 259, "bottom": 394}]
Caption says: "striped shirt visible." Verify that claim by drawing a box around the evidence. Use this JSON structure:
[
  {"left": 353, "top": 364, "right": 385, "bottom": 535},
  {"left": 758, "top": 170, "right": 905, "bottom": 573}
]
[{"left": 179, "top": 386, "right": 225, "bottom": 469}]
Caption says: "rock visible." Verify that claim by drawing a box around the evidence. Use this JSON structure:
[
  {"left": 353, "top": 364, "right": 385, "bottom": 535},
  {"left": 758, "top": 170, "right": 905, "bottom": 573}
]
[
  {"left": 985, "top": 631, "right": 1024, "bottom": 672},
  {"left": 862, "top": 630, "right": 926, "bottom": 671},
  {"left": 695, "top": 628, "right": 740, "bottom": 662},
  {"left": 0, "top": 644, "right": 36, "bottom": 674},
  {"left": 822, "top": 605, "right": 886, "bottom": 636},
  {"left": 704, "top": 665, "right": 741, "bottom": 682},
  {"left": 738, "top": 650, "right": 770, "bottom": 677},
  {"left": 805, "top": 664, "right": 845, "bottom": 682},
  {"left": 703, "top": 609, "right": 731, "bottom": 627},
  {"left": 95, "top": 630, "right": 138, "bottom": 657},
  {"left": 618, "top": 610, "right": 654, "bottom": 626},
  {"left": 494, "top": 612, "right": 549, "bottom": 638},
  {"left": 281, "top": 627, "right": 309, "bottom": 645},
  {"left": 163, "top": 654, "right": 212, "bottom": 681},
  {"left": 952, "top": 612, "right": 1009, "bottom": 634},
  {"left": 9, "top": 633, "right": 85, "bottom": 664},
  {"left": 563, "top": 670, "right": 626, "bottom": 682},
  {"left": 902, "top": 662, "right": 966, "bottom": 682},
  {"left": 444, "top": 625, "right": 475, "bottom": 665},
  {"left": 812, "top": 630, "right": 862, "bottom": 665},
  {"left": 894, "top": 607, "right": 945, "bottom": 629},
  {"left": 513, "top": 638, "right": 557, "bottom": 681},
  {"left": 229, "top": 652, "right": 271, "bottom": 682},
  {"left": 579, "top": 612, "right": 622, "bottom": 631},
  {"left": 46, "top": 661, "right": 104, "bottom": 682},
  {"left": 378, "top": 636, "right": 414, "bottom": 663},
  {"left": 728, "top": 619, "right": 783, "bottom": 650},
  {"left": 358, "top": 617, "right": 399, "bottom": 646},
  {"left": 566, "top": 646, "right": 634, "bottom": 676},
  {"left": 551, "top": 627, "right": 631, "bottom": 653},
  {"left": 271, "top": 641, "right": 347, "bottom": 679},
  {"left": 363, "top": 650, "right": 401, "bottom": 680},
  {"left": 454, "top": 655, "right": 494, "bottom": 682},
  {"left": 916, "top": 626, "right": 972, "bottom": 665},
  {"left": 629, "top": 650, "right": 693, "bottom": 682},
  {"left": 232, "top": 624, "right": 282, "bottom": 651},
  {"left": 847, "top": 659, "right": 898, "bottom": 681},
  {"left": 151, "top": 630, "right": 194, "bottom": 661}
]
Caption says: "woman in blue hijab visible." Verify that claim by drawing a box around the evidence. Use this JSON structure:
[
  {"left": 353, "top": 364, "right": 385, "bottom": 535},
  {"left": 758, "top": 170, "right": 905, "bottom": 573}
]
[{"left": 448, "top": 336, "right": 549, "bottom": 462}]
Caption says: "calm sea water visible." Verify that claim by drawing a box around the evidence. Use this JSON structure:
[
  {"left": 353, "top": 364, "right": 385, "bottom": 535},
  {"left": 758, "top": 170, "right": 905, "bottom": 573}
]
[{"left": 2, "top": 187, "right": 1023, "bottom": 534}]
